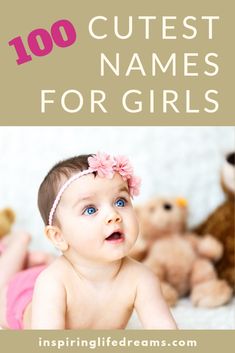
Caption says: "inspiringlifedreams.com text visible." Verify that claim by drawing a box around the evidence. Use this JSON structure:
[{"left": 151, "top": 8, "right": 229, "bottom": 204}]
[{"left": 38, "top": 336, "right": 197, "bottom": 350}]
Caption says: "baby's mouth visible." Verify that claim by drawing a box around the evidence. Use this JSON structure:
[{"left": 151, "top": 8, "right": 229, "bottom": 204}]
[{"left": 105, "top": 231, "right": 124, "bottom": 243}]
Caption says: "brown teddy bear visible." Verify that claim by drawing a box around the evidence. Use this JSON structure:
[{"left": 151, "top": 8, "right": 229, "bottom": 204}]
[
  {"left": 131, "top": 198, "right": 232, "bottom": 307},
  {"left": 195, "top": 151, "right": 235, "bottom": 289},
  {"left": 0, "top": 208, "right": 15, "bottom": 240}
]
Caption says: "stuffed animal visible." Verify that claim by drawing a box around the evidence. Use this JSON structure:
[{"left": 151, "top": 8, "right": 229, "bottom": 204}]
[
  {"left": 132, "top": 198, "right": 232, "bottom": 307},
  {"left": 0, "top": 208, "right": 15, "bottom": 240},
  {"left": 195, "top": 151, "right": 235, "bottom": 289},
  {"left": 129, "top": 197, "right": 188, "bottom": 261}
]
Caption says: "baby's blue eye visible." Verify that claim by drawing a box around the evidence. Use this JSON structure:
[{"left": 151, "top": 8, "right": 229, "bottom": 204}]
[
  {"left": 84, "top": 206, "right": 97, "bottom": 215},
  {"left": 115, "top": 198, "right": 126, "bottom": 207}
]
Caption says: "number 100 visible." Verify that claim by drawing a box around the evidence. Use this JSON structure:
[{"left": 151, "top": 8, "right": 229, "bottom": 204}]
[{"left": 8, "top": 19, "right": 77, "bottom": 65}]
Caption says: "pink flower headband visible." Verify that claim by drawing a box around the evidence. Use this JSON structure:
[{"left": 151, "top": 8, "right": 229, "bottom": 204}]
[{"left": 48, "top": 152, "right": 141, "bottom": 226}]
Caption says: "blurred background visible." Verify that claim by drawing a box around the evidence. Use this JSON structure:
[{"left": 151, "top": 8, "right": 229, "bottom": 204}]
[{"left": 0, "top": 126, "right": 234, "bottom": 253}]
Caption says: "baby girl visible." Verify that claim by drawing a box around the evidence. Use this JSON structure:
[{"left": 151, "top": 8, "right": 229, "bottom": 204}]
[{"left": 0, "top": 152, "right": 177, "bottom": 329}]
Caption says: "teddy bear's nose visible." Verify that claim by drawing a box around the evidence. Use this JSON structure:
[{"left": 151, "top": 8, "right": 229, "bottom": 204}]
[
  {"left": 226, "top": 152, "right": 235, "bottom": 166},
  {"left": 163, "top": 203, "right": 173, "bottom": 211}
]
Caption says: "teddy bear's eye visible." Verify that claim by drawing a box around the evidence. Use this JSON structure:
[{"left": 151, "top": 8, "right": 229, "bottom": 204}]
[
  {"left": 226, "top": 152, "right": 234, "bottom": 166},
  {"left": 163, "top": 203, "right": 173, "bottom": 211}
]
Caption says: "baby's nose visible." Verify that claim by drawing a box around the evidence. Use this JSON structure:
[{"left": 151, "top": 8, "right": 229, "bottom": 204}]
[{"left": 105, "top": 211, "right": 122, "bottom": 224}]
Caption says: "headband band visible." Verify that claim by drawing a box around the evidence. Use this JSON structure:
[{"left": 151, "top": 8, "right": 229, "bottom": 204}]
[{"left": 48, "top": 152, "right": 141, "bottom": 226}]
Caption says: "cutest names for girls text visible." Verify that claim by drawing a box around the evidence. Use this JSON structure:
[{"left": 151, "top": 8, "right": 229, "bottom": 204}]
[{"left": 9, "top": 16, "right": 221, "bottom": 115}]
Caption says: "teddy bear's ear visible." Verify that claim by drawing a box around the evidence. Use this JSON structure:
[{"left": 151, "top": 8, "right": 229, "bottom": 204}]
[{"left": 3, "top": 208, "right": 15, "bottom": 224}]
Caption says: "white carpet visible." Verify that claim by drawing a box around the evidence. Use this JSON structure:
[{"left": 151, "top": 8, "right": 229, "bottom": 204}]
[{"left": 127, "top": 297, "right": 235, "bottom": 329}]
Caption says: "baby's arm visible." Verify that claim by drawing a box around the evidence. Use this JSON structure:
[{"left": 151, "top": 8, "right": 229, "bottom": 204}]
[
  {"left": 134, "top": 267, "right": 177, "bottom": 329},
  {"left": 31, "top": 269, "right": 66, "bottom": 329}
]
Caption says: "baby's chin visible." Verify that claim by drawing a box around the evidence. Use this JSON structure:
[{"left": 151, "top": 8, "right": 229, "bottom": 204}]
[{"left": 104, "top": 244, "right": 135, "bottom": 262}]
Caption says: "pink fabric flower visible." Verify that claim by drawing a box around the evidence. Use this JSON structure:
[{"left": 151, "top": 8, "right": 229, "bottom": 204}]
[
  {"left": 114, "top": 155, "right": 133, "bottom": 180},
  {"left": 128, "top": 176, "right": 141, "bottom": 197},
  {"left": 88, "top": 152, "right": 141, "bottom": 197},
  {"left": 88, "top": 152, "right": 115, "bottom": 178}
]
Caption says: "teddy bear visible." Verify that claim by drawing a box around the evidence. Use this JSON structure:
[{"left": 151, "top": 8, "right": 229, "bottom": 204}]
[
  {"left": 0, "top": 208, "right": 15, "bottom": 239},
  {"left": 195, "top": 151, "right": 235, "bottom": 290},
  {"left": 129, "top": 197, "right": 188, "bottom": 261},
  {"left": 130, "top": 197, "right": 232, "bottom": 307},
  {"left": 0, "top": 207, "right": 54, "bottom": 268}
]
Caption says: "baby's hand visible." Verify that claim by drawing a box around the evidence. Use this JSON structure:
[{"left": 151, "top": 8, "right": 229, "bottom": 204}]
[{"left": 134, "top": 266, "right": 177, "bottom": 329}]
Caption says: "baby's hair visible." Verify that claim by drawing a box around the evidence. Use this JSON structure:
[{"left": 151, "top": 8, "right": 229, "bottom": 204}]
[{"left": 38, "top": 154, "right": 93, "bottom": 225}]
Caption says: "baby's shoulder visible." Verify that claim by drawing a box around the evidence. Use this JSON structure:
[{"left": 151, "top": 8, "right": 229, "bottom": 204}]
[
  {"left": 122, "top": 257, "right": 155, "bottom": 279},
  {"left": 32, "top": 257, "right": 67, "bottom": 305},
  {"left": 122, "top": 258, "right": 161, "bottom": 294},
  {"left": 35, "top": 256, "right": 67, "bottom": 286}
]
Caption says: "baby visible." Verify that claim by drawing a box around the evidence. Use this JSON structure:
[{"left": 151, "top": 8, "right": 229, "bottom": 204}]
[{"left": 0, "top": 152, "right": 177, "bottom": 329}]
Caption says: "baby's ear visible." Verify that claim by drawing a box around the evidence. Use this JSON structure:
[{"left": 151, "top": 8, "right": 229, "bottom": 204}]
[{"left": 44, "top": 226, "right": 68, "bottom": 252}]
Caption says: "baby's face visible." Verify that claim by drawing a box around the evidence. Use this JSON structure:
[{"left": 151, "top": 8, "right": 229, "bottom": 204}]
[{"left": 56, "top": 173, "right": 139, "bottom": 262}]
